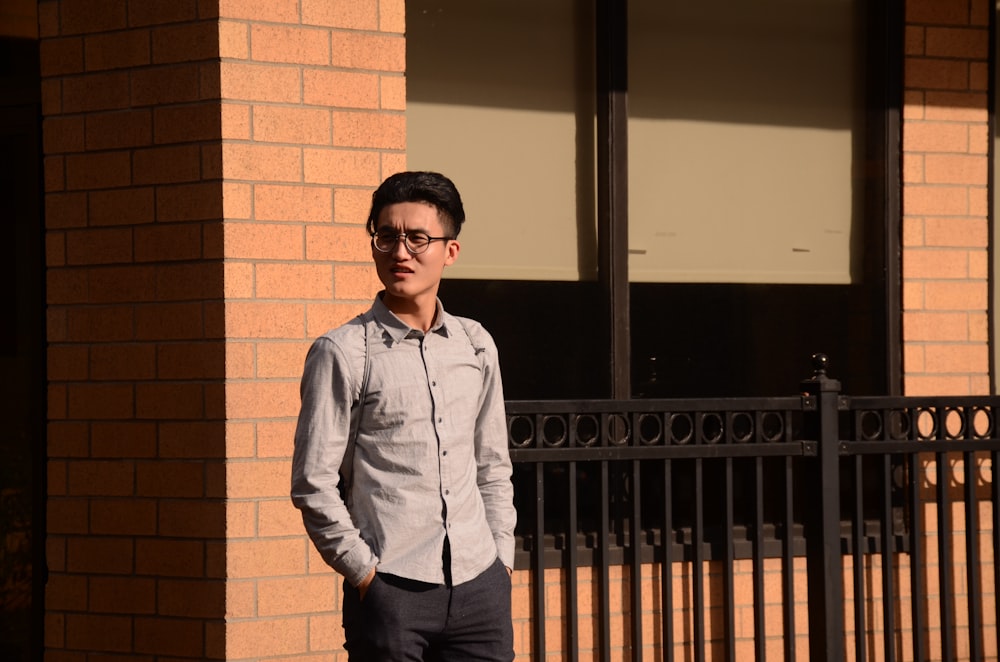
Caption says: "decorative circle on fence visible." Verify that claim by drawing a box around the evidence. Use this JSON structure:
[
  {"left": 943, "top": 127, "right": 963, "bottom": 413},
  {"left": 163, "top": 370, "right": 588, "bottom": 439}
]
[
  {"left": 859, "top": 410, "right": 882, "bottom": 441},
  {"left": 668, "top": 413, "right": 694, "bottom": 445},
  {"left": 542, "top": 415, "right": 568, "bottom": 447},
  {"left": 944, "top": 407, "right": 964, "bottom": 440},
  {"left": 638, "top": 413, "right": 663, "bottom": 445},
  {"left": 607, "top": 413, "right": 630, "bottom": 446},
  {"left": 508, "top": 415, "right": 534, "bottom": 448},
  {"left": 760, "top": 411, "right": 784, "bottom": 442},
  {"left": 575, "top": 414, "right": 600, "bottom": 447},
  {"left": 972, "top": 407, "right": 993, "bottom": 439},
  {"left": 701, "top": 413, "right": 724, "bottom": 444},
  {"left": 731, "top": 412, "right": 753, "bottom": 443},
  {"left": 888, "top": 410, "right": 910, "bottom": 440}
]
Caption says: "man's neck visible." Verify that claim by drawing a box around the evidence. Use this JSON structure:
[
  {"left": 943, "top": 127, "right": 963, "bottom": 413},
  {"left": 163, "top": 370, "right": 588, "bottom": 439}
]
[{"left": 382, "top": 293, "right": 438, "bottom": 333}]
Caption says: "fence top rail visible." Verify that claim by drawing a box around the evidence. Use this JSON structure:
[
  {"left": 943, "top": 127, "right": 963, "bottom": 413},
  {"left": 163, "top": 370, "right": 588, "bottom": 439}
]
[{"left": 505, "top": 396, "right": 808, "bottom": 415}]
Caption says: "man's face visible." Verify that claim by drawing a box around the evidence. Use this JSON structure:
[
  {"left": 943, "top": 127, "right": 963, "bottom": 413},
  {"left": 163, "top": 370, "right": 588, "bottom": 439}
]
[{"left": 372, "top": 201, "right": 460, "bottom": 310}]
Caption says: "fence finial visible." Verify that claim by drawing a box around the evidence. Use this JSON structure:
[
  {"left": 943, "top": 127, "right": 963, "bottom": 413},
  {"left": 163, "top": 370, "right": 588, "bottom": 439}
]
[{"left": 811, "top": 353, "right": 829, "bottom": 378}]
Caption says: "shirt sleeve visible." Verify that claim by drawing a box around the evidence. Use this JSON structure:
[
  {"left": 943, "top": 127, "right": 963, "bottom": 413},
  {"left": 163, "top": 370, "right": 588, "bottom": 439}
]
[
  {"left": 471, "top": 326, "right": 518, "bottom": 569},
  {"left": 290, "top": 335, "right": 378, "bottom": 586}
]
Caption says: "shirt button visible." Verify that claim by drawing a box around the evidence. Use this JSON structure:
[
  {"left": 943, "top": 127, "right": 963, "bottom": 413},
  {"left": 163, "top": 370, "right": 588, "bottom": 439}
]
[
  {"left": 432, "top": 381, "right": 437, "bottom": 387},
  {"left": 438, "top": 417, "right": 443, "bottom": 423},
  {"left": 442, "top": 450, "right": 448, "bottom": 456},
  {"left": 445, "top": 489, "right": 450, "bottom": 495}
]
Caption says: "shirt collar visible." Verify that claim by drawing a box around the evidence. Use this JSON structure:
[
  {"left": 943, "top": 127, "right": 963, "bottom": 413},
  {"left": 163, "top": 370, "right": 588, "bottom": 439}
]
[{"left": 372, "top": 293, "right": 454, "bottom": 343}]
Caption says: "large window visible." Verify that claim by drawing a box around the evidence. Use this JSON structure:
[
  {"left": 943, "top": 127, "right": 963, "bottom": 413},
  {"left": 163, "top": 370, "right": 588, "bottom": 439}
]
[{"left": 408, "top": 0, "right": 898, "bottom": 400}]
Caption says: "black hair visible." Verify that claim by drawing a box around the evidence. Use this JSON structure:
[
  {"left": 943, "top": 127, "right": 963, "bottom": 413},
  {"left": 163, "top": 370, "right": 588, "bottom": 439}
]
[{"left": 365, "top": 171, "right": 466, "bottom": 238}]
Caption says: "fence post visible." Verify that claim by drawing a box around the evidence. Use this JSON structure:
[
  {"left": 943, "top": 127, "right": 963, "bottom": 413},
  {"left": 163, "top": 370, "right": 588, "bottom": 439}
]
[{"left": 800, "top": 354, "right": 846, "bottom": 661}]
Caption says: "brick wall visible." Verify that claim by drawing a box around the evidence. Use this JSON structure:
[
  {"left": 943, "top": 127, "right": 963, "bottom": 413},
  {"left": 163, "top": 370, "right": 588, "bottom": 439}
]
[
  {"left": 214, "top": 1, "right": 404, "bottom": 658},
  {"left": 41, "top": 0, "right": 405, "bottom": 659},
  {"left": 902, "top": 0, "right": 991, "bottom": 396}
]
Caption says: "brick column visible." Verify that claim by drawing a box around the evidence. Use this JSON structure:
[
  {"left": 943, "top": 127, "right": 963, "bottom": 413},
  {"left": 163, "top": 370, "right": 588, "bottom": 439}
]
[
  {"left": 901, "top": 0, "right": 990, "bottom": 395},
  {"left": 40, "top": 0, "right": 405, "bottom": 659}
]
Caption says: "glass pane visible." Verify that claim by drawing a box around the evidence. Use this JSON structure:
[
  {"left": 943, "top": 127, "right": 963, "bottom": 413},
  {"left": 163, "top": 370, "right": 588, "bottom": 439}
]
[
  {"left": 407, "top": 0, "right": 597, "bottom": 281},
  {"left": 628, "top": 0, "right": 861, "bottom": 284}
]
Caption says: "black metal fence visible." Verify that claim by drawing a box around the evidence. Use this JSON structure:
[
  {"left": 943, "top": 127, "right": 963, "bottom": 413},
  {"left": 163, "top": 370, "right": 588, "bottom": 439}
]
[{"left": 505, "top": 357, "right": 1000, "bottom": 661}]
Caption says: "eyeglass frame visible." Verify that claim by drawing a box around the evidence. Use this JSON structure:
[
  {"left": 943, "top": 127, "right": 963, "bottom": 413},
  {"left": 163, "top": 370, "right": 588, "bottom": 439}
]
[{"left": 370, "top": 229, "right": 455, "bottom": 255}]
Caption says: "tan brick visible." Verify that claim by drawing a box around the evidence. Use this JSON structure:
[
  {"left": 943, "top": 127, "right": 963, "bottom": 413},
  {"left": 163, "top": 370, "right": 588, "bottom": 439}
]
[
  {"left": 970, "top": 61, "right": 988, "bottom": 91},
  {"left": 903, "top": 185, "right": 968, "bottom": 216},
  {"left": 904, "top": 312, "right": 970, "bottom": 342},
  {"left": 134, "top": 616, "right": 205, "bottom": 657},
  {"left": 40, "top": 36, "right": 85, "bottom": 76},
  {"left": 217, "top": 0, "right": 299, "bottom": 23},
  {"left": 256, "top": 418, "right": 299, "bottom": 456},
  {"left": 225, "top": 301, "right": 305, "bottom": 339},
  {"left": 154, "top": 103, "right": 222, "bottom": 144},
  {"left": 223, "top": 181, "right": 253, "bottom": 219},
  {"left": 380, "top": 74, "right": 406, "bottom": 111},
  {"left": 303, "top": 69, "right": 380, "bottom": 109},
  {"left": 330, "top": 32, "right": 405, "bottom": 72},
  {"left": 924, "top": 217, "right": 986, "bottom": 248},
  {"left": 60, "top": 0, "right": 127, "bottom": 34},
  {"left": 62, "top": 71, "right": 130, "bottom": 113},
  {"left": 157, "top": 182, "right": 224, "bottom": 222},
  {"left": 334, "top": 187, "right": 373, "bottom": 225},
  {"left": 333, "top": 263, "right": 381, "bottom": 300},
  {"left": 250, "top": 24, "right": 330, "bottom": 65},
  {"left": 84, "top": 29, "right": 151, "bottom": 71},
  {"left": 135, "top": 223, "right": 203, "bottom": 262},
  {"left": 333, "top": 111, "right": 405, "bottom": 149},
  {"left": 305, "top": 302, "right": 369, "bottom": 337},
  {"left": 65, "top": 226, "right": 132, "bottom": 265},
  {"left": 65, "top": 151, "right": 131, "bottom": 190},
  {"left": 129, "top": 1, "right": 199, "bottom": 26},
  {"left": 131, "top": 62, "right": 202, "bottom": 106},
  {"left": 381, "top": 151, "right": 407, "bottom": 178},
  {"left": 257, "top": 263, "right": 334, "bottom": 299},
  {"left": 136, "top": 382, "right": 206, "bottom": 419},
  {"left": 903, "top": 249, "right": 969, "bottom": 279},
  {"left": 906, "top": 0, "right": 972, "bottom": 26},
  {"left": 227, "top": 538, "right": 307, "bottom": 578},
  {"left": 904, "top": 25, "right": 924, "bottom": 55},
  {"left": 902, "top": 153, "right": 924, "bottom": 183},
  {"left": 89, "top": 187, "right": 155, "bottom": 226},
  {"left": 306, "top": 224, "right": 371, "bottom": 262},
  {"left": 253, "top": 105, "right": 331, "bottom": 145},
  {"left": 222, "top": 143, "right": 302, "bottom": 182},
  {"left": 227, "top": 459, "right": 290, "bottom": 498},
  {"left": 44, "top": 116, "right": 86, "bottom": 153},
  {"left": 221, "top": 102, "right": 251, "bottom": 140},
  {"left": 225, "top": 222, "right": 302, "bottom": 259},
  {"left": 258, "top": 576, "right": 338, "bottom": 617},
  {"left": 924, "top": 280, "right": 987, "bottom": 311},
  {"left": 925, "top": 27, "right": 988, "bottom": 59},
  {"left": 256, "top": 342, "right": 309, "bottom": 382},
  {"left": 65, "top": 614, "right": 132, "bottom": 653},
  {"left": 152, "top": 21, "right": 220, "bottom": 64},
  {"left": 924, "top": 343, "right": 990, "bottom": 374},
  {"left": 219, "top": 19, "right": 249, "bottom": 59},
  {"left": 46, "top": 192, "right": 88, "bottom": 229},
  {"left": 302, "top": 0, "right": 377, "bottom": 29},
  {"left": 254, "top": 184, "right": 332, "bottom": 223},
  {"left": 219, "top": 61, "right": 301, "bottom": 103},
  {"left": 924, "top": 154, "right": 987, "bottom": 186},
  {"left": 226, "top": 380, "right": 299, "bottom": 419},
  {"left": 905, "top": 57, "right": 968, "bottom": 90},
  {"left": 134, "top": 302, "right": 206, "bottom": 340},
  {"left": 903, "top": 90, "right": 925, "bottom": 119},
  {"left": 969, "top": 123, "right": 989, "bottom": 154},
  {"left": 66, "top": 537, "right": 134, "bottom": 575},
  {"left": 159, "top": 579, "right": 226, "bottom": 619},
  {"left": 904, "top": 121, "right": 969, "bottom": 153},
  {"left": 91, "top": 421, "right": 157, "bottom": 459},
  {"left": 90, "top": 342, "right": 156, "bottom": 380},
  {"left": 66, "top": 306, "right": 135, "bottom": 342},
  {"left": 47, "top": 497, "right": 89, "bottom": 534},
  {"left": 159, "top": 500, "right": 226, "bottom": 539},
  {"left": 90, "top": 499, "right": 158, "bottom": 536},
  {"left": 219, "top": 617, "right": 309, "bottom": 658},
  {"left": 136, "top": 538, "right": 206, "bottom": 577},
  {"left": 303, "top": 148, "right": 380, "bottom": 186},
  {"left": 380, "top": 0, "right": 406, "bottom": 33}
]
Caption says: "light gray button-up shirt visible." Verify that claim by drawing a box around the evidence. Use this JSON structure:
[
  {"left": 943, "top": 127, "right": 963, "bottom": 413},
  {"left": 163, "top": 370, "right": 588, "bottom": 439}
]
[{"left": 291, "top": 295, "right": 516, "bottom": 587}]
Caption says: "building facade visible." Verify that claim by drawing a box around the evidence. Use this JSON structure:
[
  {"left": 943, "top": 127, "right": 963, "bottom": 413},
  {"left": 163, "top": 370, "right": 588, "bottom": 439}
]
[{"left": 0, "top": 0, "right": 994, "bottom": 659}]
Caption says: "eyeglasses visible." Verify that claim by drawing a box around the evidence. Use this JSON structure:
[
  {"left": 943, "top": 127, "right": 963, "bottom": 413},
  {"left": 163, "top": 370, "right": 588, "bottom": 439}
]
[{"left": 371, "top": 230, "right": 453, "bottom": 255}]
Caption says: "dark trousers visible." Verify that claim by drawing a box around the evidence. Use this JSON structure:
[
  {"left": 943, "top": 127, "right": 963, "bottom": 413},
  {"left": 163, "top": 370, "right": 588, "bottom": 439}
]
[{"left": 342, "top": 558, "right": 514, "bottom": 662}]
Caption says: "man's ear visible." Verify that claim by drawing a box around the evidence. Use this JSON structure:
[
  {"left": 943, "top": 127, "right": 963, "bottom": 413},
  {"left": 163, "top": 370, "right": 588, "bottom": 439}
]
[{"left": 444, "top": 239, "right": 460, "bottom": 266}]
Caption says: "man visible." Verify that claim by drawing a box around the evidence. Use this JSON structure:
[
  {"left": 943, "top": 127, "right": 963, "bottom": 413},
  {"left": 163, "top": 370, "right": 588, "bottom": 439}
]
[{"left": 291, "top": 171, "right": 517, "bottom": 661}]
